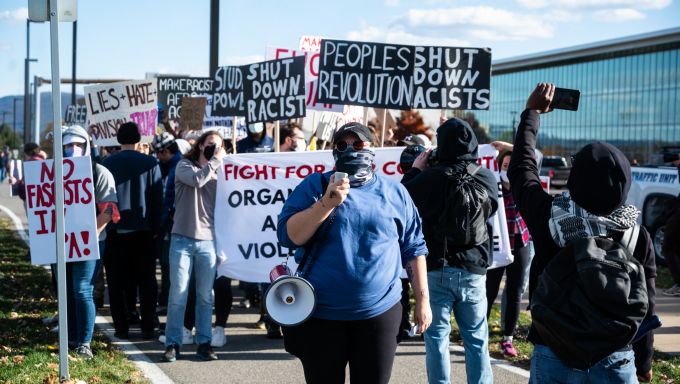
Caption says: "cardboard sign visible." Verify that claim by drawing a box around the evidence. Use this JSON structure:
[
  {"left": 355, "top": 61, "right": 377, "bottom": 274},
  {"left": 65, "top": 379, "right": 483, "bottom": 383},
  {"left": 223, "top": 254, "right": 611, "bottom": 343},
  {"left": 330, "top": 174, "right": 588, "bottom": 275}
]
[
  {"left": 317, "top": 39, "right": 415, "bottom": 110},
  {"left": 85, "top": 80, "right": 158, "bottom": 146},
  {"left": 214, "top": 145, "right": 510, "bottom": 282},
  {"left": 266, "top": 46, "right": 342, "bottom": 113},
  {"left": 203, "top": 116, "right": 248, "bottom": 143},
  {"left": 24, "top": 156, "right": 99, "bottom": 265},
  {"left": 315, "top": 105, "right": 365, "bottom": 142},
  {"left": 244, "top": 56, "right": 306, "bottom": 124},
  {"left": 64, "top": 104, "right": 87, "bottom": 125},
  {"left": 299, "top": 35, "right": 323, "bottom": 52},
  {"left": 412, "top": 46, "right": 491, "bottom": 110},
  {"left": 157, "top": 76, "right": 214, "bottom": 120},
  {"left": 212, "top": 66, "right": 245, "bottom": 117},
  {"left": 179, "top": 97, "right": 208, "bottom": 132}
]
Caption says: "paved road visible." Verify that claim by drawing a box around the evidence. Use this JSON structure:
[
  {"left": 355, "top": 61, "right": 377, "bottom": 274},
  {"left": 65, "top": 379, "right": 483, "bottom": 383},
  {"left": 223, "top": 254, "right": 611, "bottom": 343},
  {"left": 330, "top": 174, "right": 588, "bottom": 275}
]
[
  {"left": 2, "top": 181, "right": 678, "bottom": 384},
  {"left": 98, "top": 299, "right": 530, "bottom": 384}
]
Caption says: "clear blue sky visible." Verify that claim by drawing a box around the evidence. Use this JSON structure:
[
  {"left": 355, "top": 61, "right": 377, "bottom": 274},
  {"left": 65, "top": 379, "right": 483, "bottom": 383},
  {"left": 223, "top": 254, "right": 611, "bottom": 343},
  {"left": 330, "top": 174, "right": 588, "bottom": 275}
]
[{"left": 1, "top": 0, "right": 679, "bottom": 97}]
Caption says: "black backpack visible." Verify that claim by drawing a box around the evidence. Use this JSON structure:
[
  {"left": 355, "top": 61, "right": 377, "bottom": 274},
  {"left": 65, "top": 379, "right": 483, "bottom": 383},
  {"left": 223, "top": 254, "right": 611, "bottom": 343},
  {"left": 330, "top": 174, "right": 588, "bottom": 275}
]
[
  {"left": 530, "top": 226, "right": 648, "bottom": 369},
  {"left": 436, "top": 163, "right": 492, "bottom": 248}
]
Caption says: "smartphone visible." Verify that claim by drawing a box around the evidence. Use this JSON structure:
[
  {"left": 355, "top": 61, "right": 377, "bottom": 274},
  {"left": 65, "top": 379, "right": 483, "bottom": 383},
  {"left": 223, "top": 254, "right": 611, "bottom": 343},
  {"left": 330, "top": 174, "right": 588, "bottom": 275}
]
[
  {"left": 334, "top": 172, "right": 348, "bottom": 181},
  {"left": 551, "top": 87, "right": 580, "bottom": 111}
]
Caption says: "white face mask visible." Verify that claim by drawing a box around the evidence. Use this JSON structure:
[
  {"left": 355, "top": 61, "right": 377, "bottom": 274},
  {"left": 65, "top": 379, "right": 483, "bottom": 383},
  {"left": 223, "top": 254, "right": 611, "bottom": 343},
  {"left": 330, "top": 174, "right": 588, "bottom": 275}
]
[
  {"left": 500, "top": 170, "right": 509, "bottom": 183},
  {"left": 293, "top": 139, "right": 306, "bottom": 152}
]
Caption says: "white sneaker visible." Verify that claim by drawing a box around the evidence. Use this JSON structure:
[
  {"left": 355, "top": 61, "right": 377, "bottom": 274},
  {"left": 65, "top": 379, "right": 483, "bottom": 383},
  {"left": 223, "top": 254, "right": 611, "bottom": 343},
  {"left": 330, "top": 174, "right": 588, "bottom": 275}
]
[
  {"left": 663, "top": 284, "right": 680, "bottom": 297},
  {"left": 211, "top": 326, "right": 226, "bottom": 347},
  {"left": 158, "top": 328, "right": 194, "bottom": 345}
]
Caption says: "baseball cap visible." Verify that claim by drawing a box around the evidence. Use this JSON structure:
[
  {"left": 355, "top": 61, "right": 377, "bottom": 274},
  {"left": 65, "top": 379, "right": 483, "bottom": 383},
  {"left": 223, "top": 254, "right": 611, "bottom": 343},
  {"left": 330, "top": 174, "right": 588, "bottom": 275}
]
[
  {"left": 151, "top": 132, "right": 176, "bottom": 152},
  {"left": 332, "top": 122, "right": 374, "bottom": 143},
  {"left": 399, "top": 134, "right": 432, "bottom": 148}
]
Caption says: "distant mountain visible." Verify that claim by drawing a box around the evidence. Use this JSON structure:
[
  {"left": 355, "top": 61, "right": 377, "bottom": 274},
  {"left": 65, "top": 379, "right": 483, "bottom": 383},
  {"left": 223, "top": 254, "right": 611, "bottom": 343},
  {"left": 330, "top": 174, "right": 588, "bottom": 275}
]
[{"left": 0, "top": 92, "right": 81, "bottom": 141}]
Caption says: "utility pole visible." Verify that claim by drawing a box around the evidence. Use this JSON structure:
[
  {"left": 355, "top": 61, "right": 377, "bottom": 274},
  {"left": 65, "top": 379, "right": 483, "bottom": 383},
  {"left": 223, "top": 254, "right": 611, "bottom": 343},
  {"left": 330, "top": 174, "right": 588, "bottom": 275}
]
[
  {"left": 209, "top": 0, "right": 219, "bottom": 77},
  {"left": 13, "top": 98, "right": 19, "bottom": 148},
  {"left": 24, "top": 20, "right": 38, "bottom": 145},
  {"left": 71, "top": 21, "right": 77, "bottom": 105}
]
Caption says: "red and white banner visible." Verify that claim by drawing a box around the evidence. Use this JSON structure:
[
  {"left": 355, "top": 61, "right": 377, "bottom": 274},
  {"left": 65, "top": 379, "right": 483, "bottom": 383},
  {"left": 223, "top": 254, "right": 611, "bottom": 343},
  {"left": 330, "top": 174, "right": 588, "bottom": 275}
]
[
  {"left": 214, "top": 145, "right": 510, "bottom": 282},
  {"left": 24, "top": 156, "right": 99, "bottom": 265}
]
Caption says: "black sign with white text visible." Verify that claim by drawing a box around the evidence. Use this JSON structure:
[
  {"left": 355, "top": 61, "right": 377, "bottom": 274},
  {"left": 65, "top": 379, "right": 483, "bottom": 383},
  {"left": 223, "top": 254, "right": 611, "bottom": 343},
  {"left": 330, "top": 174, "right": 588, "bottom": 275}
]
[
  {"left": 243, "top": 56, "right": 306, "bottom": 124},
  {"left": 412, "top": 46, "right": 491, "bottom": 110},
  {"left": 212, "top": 66, "right": 246, "bottom": 117},
  {"left": 317, "top": 39, "right": 415, "bottom": 110}
]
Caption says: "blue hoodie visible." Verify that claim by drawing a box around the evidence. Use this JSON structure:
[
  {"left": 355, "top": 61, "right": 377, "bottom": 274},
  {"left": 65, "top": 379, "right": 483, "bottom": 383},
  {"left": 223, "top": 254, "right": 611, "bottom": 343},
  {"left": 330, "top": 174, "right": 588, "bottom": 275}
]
[{"left": 278, "top": 172, "right": 428, "bottom": 321}]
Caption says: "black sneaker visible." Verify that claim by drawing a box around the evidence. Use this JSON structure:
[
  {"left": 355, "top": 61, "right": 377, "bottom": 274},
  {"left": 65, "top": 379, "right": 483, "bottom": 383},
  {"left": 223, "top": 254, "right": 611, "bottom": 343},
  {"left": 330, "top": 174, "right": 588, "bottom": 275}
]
[
  {"left": 142, "top": 329, "right": 157, "bottom": 340},
  {"left": 163, "top": 344, "right": 179, "bottom": 362},
  {"left": 196, "top": 343, "right": 218, "bottom": 361},
  {"left": 114, "top": 330, "right": 129, "bottom": 339},
  {"left": 266, "top": 323, "right": 283, "bottom": 339}
]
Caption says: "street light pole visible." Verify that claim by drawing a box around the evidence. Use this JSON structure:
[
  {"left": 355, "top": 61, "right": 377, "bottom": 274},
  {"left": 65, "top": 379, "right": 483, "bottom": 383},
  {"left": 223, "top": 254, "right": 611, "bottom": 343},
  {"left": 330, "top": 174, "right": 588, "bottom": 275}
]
[
  {"left": 71, "top": 21, "right": 77, "bottom": 105},
  {"left": 13, "top": 98, "right": 19, "bottom": 149},
  {"left": 209, "top": 0, "right": 219, "bottom": 76}
]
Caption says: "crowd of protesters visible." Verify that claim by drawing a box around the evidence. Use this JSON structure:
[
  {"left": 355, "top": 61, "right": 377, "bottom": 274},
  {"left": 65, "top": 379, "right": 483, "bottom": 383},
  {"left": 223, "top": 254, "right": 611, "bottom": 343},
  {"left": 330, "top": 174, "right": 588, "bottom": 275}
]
[{"left": 6, "top": 81, "right": 679, "bottom": 383}]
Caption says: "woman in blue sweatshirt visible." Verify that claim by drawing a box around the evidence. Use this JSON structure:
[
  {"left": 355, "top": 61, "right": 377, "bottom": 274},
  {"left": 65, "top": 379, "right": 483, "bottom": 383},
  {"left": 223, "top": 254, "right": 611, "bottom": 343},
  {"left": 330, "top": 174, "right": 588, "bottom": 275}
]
[{"left": 277, "top": 122, "right": 431, "bottom": 384}]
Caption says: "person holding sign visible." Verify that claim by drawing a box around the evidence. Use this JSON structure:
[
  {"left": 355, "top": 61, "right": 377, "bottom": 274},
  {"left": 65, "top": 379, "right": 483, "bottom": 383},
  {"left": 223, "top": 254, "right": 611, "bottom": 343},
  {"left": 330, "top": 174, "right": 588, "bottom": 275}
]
[
  {"left": 60, "top": 125, "right": 119, "bottom": 359},
  {"left": 277, "top": 123, "right": 431, "bottom": 384},
  {"left": 164, "top": 131, "right": 227, "bottom": 363}
]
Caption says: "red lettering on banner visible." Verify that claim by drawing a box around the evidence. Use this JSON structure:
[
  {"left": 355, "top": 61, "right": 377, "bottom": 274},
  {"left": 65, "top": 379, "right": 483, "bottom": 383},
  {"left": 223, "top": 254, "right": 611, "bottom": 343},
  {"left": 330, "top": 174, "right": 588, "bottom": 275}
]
[
  {"left": 296, "top": 165, "right": 313, "bottom": 179},
  {"left": 382, "top": 161, "right": 405, "bottom": 176},
  {"left": 477, "top": 156, "right": 497, "bottom": 172}
]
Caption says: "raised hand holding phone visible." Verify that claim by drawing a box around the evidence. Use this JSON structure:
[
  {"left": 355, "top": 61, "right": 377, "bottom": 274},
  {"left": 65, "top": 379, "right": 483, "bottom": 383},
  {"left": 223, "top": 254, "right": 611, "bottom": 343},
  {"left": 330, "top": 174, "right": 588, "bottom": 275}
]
[{"left": 325, "top": 172, "right": 349, "bottom": 207}]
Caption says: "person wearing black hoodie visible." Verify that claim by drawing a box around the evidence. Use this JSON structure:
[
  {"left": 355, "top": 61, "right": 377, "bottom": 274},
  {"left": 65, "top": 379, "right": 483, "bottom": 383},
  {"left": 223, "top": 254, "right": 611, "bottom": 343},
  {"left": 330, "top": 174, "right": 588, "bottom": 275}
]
[
  {"left": 508, "top": 83, "right": 656, "bottom": 383},
  {"left": 402, "top": 118, "right": 498, "bottom": 384}
]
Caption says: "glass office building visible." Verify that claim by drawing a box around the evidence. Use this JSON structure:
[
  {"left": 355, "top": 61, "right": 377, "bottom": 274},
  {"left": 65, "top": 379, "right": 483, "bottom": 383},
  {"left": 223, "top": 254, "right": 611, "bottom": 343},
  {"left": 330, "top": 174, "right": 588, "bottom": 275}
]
[{"left": 466, "top": 28, "right": 680, "bottom": 164}]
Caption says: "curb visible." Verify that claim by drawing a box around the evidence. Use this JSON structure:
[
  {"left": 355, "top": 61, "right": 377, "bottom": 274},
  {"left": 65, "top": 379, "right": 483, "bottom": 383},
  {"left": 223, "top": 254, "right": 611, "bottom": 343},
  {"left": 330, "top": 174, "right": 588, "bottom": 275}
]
[{"left": 0, "top": 203, "right": 175, "bottom": 384}]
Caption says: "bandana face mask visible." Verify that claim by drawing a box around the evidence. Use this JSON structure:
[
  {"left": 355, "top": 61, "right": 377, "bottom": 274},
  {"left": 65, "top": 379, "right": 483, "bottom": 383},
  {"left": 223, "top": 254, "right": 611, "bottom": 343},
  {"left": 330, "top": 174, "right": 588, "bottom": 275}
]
[
  {"left": 332, "top": 146, "right": 375, "bottom": 187},
  {"left": 64, "top": 145, "right": 84, "bottom": 158}
]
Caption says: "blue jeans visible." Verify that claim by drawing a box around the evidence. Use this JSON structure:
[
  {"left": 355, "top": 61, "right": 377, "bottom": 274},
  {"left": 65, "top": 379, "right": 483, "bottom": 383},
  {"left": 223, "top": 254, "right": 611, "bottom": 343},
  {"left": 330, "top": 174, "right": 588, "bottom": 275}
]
[
  {"left": 425, "top": 267, "right": 493, "bottom": 384},
  {"left": 66, "top": 240, "right": 104, "bottom": 346},
  {"left": 529, "top": 344, "right": 637, "bottom": 384},
  {"left": 166, "top": 234, "right": 216, "bottom": 347}
]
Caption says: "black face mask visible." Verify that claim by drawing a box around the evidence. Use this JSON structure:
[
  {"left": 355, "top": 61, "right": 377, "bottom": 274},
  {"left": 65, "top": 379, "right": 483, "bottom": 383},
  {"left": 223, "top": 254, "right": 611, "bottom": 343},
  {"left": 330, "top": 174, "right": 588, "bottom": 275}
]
[{"left": 203, "top": 144, "right": 217, "bottom": 159}]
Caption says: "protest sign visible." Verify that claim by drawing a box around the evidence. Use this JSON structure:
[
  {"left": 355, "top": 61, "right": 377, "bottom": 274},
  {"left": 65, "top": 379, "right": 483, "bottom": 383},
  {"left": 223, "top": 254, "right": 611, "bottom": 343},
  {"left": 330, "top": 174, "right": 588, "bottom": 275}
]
[
  {"left": 157, "top": 76, "right": 214, "bottom": 120},
  {"left": 64, "top": 104, "right": 87, "bottom": 125},
  {"left": 243, "top": 56, "right": 306, "bottom": 124},
  {"left": 212, "top": 66, "right": 245, "bottom": 116},
  {"left": 203, "top": 116, "right": 248, "bottom": 143},
  {"left": 179, "top": 97, "right": 208, "bottom": 132},
  {"left": 412, "top": 46, "right": 491, "bottom": 110},
  {"left": 24, "top": 156, "right": 99, "bottom": 265},
  {"left": 85, "top": 80, "right": 158, "bottom": 146},
  {"left": 214, "top": 145, "right": 510, "bottom": 282},
  {"left": 317, "top": 39, "right": 415, "bottom": 110},
  {"left": 477, "top": 145, "right": 512, "bottom": 269},
  {"left": 315, "top": 105, "right": 364, "bottom": 142},
  {"left": 299, "top": 35, "right": 323, "bottom": 52},
  {"left": 267, "top": 44, "right": 342, "bottom": 113}
]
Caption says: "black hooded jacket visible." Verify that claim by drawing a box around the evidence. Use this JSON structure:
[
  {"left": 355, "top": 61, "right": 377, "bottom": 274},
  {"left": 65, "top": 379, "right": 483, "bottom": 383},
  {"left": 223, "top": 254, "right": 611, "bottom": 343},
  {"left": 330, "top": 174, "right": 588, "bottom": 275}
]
[
  {"left": 507, "top": 109, "right": 656, "bottom": 375},
  {"left": 402, "top": 118, "right": 498, "bottom": 274}
]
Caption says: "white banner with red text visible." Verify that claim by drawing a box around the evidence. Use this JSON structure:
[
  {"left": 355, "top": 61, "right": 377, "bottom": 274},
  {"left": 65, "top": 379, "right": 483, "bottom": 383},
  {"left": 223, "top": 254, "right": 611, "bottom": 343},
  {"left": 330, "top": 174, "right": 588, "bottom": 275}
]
[
  {"left": 214, "top": 145, "right": 511, "bottom": 282},
  {"left": 24, "top": 156, "right": 99, "bottom": 265}
]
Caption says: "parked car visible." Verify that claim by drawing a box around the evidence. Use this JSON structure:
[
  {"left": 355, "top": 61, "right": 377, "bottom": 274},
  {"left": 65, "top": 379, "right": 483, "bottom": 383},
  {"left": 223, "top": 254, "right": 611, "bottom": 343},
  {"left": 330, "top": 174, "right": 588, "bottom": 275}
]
[
  {"left": 539, "top": 156, "right": 571, "bottom": 188},
  {"left": 627, "top": 166, "right": 680, "bottom": 265}
]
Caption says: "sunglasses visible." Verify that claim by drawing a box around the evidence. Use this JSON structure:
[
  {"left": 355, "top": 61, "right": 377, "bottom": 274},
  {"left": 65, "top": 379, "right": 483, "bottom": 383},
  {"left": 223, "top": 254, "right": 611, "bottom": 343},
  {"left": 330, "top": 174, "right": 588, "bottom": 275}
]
[{"left": 334, "top": 140, "right": 367, "bottom": 152}]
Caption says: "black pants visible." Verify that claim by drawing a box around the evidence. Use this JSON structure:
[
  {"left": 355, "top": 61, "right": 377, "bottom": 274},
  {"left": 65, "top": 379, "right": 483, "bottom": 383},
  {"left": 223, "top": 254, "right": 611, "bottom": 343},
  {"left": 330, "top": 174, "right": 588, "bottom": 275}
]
[
  {"left": 283, "top": 302, "right": 401, "bottom": 384},
  {"left": 399, "top": 278, "right": 412, "bottom": 332},
  {"left": 184, "top": 275, "right": 232, "bottom": 329},
  {"left": 104, "top": 231, "right": 157, "bottom": 333},
  {"left": 664, "top": 204, "right": 680, "bottom": 284},
  {"left": 486, "top": 235, "right": 531, "bottom": 336}
]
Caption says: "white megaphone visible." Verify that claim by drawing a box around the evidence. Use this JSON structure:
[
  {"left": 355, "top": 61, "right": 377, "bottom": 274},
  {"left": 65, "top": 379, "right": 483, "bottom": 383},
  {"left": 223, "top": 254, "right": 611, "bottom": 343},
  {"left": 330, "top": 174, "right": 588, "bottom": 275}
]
[{"left": 264, "top": 264, "right": 316, "bottom": 326}]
